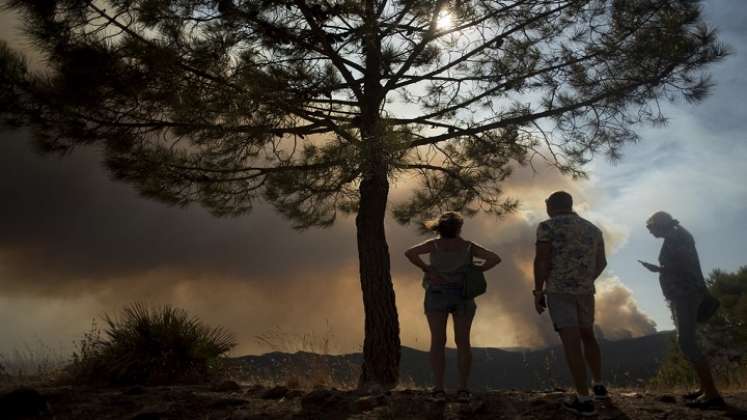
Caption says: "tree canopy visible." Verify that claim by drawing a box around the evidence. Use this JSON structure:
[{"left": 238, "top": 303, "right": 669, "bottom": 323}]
[{"left": 0, "top": 0, "right": 728, "bottom": 225}]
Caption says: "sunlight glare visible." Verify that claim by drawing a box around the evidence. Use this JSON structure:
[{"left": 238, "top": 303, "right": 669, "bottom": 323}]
[{"left": 436, "top": 10, "right": 453, "bottom": 30}]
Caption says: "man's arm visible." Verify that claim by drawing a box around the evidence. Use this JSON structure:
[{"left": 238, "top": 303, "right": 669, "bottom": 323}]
[
  {"left": 533, "top": 241, "right": 552, "bottom": 314},
  {"left": 534, "top": 242, "right": 552, "bottom": 292},
  {"left": 593, "top": 236, "right": 607, "bottom": 279}
]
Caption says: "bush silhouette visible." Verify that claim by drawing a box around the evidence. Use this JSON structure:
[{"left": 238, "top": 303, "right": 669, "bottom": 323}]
[
  {"left": 68, "top": 303, "right": 235, "bottom": 385},
  {"left": 650, "top": 267, "right": 747, "bottom": 389}
]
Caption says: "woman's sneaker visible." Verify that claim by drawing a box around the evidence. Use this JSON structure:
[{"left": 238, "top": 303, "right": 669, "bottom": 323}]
[
  {"left": 682, "top": 390, "right": 704, "bottom": 401},
  {"left": 562, "top": 396, "right": 597, "bottom": 417},
  {"left": 429, "top": 389, "right": 446, "bottom": 403},
  {"left": 592, "top": 384, "right": 609, "bottom": 400},
  {"left": 685, "top": 395, "right": 727, "bottom": 410},
  {"left": 456, "top": 389, "right": 472, "bottom": 403}
]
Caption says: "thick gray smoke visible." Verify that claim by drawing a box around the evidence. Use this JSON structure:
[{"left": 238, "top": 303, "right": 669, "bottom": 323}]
[{"left": 0, "top": 131, "right": 657, "bottom": 355}]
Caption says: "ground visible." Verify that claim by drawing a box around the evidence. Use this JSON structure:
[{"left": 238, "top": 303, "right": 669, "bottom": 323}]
[{"left": 2, "top": 384, "right": 747, "bottom": 419}]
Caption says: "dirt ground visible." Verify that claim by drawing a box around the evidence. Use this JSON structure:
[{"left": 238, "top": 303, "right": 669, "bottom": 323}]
[{"left": 3, "top": 384, "right": 747, "bottom": 420}]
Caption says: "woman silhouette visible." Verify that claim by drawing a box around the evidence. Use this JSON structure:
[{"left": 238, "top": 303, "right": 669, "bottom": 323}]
[{"left": 405, "top": 212, "right": 501, "bottom": 401}]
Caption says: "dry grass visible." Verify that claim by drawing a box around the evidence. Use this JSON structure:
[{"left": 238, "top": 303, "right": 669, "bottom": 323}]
[
  {"left": 0, "top": 340, "right": 68, "bottom": 387},
  {"left": 223, "top": 324, "right": 361, "bottom": 390}
]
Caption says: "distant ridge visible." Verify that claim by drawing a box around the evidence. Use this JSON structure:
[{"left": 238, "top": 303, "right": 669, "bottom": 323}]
[{"left": 227, "top": 331, "right": 675, "bottom": 390}]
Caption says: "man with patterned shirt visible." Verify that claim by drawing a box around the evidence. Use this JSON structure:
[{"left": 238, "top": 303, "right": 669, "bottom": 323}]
[{"left": 533, "top": 191, "right": 608, "bottom": 417}]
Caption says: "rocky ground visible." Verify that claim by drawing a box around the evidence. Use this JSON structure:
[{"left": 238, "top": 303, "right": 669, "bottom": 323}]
[{"left": 2, "top": 382, "right": 747, "bottom": 420}]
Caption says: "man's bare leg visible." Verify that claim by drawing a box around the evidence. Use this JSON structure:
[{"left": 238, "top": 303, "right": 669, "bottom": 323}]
[
  {"left": 558, "top": 327, "right": 590, "bottom": 396},
  {"left": 693, "top": 358, "right": 720, "bottom": 399},
  {"left": 580, "top": 327, "right": 602, "bottom": 384}
]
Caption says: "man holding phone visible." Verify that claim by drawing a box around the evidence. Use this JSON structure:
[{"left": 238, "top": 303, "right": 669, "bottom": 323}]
[{"left": 533, "top": 191, "right": 608, "bottom": 416}]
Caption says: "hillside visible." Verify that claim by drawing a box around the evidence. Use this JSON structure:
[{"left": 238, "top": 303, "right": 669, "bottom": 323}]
[{"left": 227, "top": 331, "right": 676, "bottom": 389}]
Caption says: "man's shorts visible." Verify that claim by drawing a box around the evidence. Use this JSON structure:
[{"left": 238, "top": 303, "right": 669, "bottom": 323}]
[
  {"left": 424, "top": 290, "right": 476, "bottom": 315},
  {"left": 547, "top": 293, "right": 594, "bottom": 331}
]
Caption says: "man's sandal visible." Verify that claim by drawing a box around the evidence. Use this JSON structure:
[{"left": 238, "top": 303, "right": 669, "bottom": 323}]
[{"left": 685, "top": 395, "right": 727, "bottom": 410}]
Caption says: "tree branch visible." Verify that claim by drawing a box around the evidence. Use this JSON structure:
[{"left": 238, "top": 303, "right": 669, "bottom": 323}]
[
  {"left": 405, "top": 64, "right": 679, "bottom": 149},
  {"left": 383, "top": 0, "right": 449, "bottom": 91},
  {"left": 391, "top": 1, "right": 577, "bottom": 90},
  {"left": 294, "top": 0, "right": 364, "bottom": 100}
]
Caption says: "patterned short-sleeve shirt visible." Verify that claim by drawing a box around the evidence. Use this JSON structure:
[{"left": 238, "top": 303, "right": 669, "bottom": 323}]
[{"left": 536, "top": 212, "right": 604, "bottom": 295}]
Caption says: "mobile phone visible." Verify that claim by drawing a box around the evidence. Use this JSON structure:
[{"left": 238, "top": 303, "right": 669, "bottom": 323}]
[{"left": 638, "top": 260, "right": 658, "bottom": 270}]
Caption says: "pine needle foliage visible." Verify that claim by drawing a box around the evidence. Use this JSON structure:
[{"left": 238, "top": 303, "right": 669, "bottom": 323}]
[
  {"left": 68, "top": 303, "right": 236, "bottom": 386},
  {"left": 0, "top": 0, "right": 729, "bottom": 224}
]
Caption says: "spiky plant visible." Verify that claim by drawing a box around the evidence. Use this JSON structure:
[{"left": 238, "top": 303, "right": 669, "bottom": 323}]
[{"left": 69, "top": 303, "right": 236, "bottom": 385}]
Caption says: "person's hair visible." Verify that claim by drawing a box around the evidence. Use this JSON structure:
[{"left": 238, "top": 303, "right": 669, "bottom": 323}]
[
  {"left": 425, "top": 211, "right": 464, "bottom": 238},
  {"left": 646, "top": 211, "right": 679, "bottom": 229},
  {"left": 546, "top": 191, "right": 573, "bottom": 211}
]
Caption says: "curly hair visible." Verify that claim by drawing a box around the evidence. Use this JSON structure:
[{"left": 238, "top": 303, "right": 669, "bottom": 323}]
[{"left": 425, "top": 211, "right": 464, "bottom": 238}]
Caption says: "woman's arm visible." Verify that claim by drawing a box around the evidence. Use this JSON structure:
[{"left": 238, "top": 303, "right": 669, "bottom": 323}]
[
  {"left": 404, "top": 240, "right": 436, "bottom": 273},
  {"left": 469, "top": 241, "right": 502, "bottom": 272}
]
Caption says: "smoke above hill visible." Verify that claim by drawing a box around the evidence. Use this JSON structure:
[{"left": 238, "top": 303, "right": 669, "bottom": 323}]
[{"left": 0, "top": 131, "right": 655, "bottom": 355}]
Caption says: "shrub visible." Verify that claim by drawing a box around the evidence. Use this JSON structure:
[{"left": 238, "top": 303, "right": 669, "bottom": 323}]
[
  {"left": 648, "top": 335, "right": 697, "bottom": 389},
  {"left": 67, "top": 303, "right": 235, "bottom": 385},
  {"left": 649, "top": 267, "right": 747, "bottom": 390}
]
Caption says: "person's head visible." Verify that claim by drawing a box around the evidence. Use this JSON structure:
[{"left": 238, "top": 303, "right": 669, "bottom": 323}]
[
  {"left": 646, "top": 211, "right": 679, "bottom": 238},
  {"left": 426, "top": 211, "right": 464, "bottom": 238},
  {"left": 545, "top": 191, "right": 573, "bottom": 217}
]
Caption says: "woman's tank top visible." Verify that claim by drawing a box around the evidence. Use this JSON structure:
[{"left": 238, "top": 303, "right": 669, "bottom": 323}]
[{"left": 426, "top": 240, "right": 472, "bottom": 292}]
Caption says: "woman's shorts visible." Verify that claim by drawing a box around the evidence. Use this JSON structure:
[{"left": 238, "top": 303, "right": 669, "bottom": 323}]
[{"left": 424, "top": 290, "right": 476, "bottom": 315}]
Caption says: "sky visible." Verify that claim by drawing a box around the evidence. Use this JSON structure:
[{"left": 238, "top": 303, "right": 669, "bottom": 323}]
[
  {"left": 586, "top": 0, "right": 747, "bottom": 331},
  {"left": 0, "top": 1, "right": 745, "bottom": 358}
]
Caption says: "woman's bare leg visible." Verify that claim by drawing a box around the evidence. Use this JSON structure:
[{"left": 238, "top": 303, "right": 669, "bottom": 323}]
[
  {"left": 427, "top": 312, "right": 449, "bottom": 390},
  {"left": 453, "top": 309, "right": 476, "bottom": 390}
]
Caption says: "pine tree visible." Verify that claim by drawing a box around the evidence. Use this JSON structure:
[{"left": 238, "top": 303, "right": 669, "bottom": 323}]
[{"left": 0, "top": 0, "right": 728, "bottom": 388}]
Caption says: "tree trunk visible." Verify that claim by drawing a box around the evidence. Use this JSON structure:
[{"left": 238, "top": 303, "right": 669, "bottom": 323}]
[
  {"left": 356, "top": 0, "right": 399, "bottom": 389},
  {"left": 356, "top": 170, "right": 400, "bottom": 389}
]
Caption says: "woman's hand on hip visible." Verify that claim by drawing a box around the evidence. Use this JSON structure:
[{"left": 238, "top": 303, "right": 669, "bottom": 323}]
[{"left": 425, "top": 271, "right": 449, "bottom": 285}]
